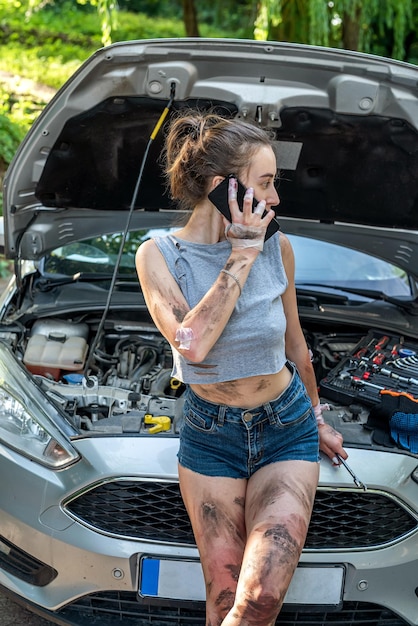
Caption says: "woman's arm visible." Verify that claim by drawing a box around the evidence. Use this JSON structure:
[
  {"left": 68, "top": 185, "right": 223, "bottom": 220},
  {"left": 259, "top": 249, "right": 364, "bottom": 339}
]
[
  {"left": 135, "top": 239, "right": 257, "bottom": 363},
  {"left": 136, "top": 180, "right": 274, "bottom": 363}
]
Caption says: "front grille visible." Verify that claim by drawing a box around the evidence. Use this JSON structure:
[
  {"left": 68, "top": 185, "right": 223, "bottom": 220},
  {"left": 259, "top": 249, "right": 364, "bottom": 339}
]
[
  {"left": 58, "top": 594, "right": 408, "bottom": 626},
  {"left": 65, "top": 481, "right": 417, "bottom": 549}
]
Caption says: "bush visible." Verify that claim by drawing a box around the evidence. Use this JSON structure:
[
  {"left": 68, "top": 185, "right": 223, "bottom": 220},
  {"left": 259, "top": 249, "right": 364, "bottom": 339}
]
[
  {"left": 0, "top": 111, "right": 26, "bottom": 216},
  {"left": 0, "top": 111, "right": 25, "bottom": 165}
]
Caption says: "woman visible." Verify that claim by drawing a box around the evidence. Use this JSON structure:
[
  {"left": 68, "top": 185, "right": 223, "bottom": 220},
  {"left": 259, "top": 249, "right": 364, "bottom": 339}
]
[{"left": 136, "top": 112, "right": 347, "bottom": 626}]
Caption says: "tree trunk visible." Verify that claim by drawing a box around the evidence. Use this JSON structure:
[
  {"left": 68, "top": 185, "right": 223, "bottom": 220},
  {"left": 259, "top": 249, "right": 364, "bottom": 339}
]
[
  {"left": 341, "top": 8, "right": 361, "bottom": 51},
  {"left": 183, "top": 0, "right": 200, "bottom": 37}
]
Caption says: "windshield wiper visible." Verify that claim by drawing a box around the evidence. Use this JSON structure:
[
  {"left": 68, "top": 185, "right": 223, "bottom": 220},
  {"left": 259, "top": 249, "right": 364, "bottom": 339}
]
[
  {"left": 297, "top": 283, "right": 418, "bottom": 315},
  {"left": 36, "top": 271, "right": 137, "bottom": 291}
]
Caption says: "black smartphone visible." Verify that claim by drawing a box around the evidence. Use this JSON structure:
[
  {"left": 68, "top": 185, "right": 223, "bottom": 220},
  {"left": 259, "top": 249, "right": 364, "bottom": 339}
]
[{"left": 208, "top": 174, "right": 280, "bottom": 241}]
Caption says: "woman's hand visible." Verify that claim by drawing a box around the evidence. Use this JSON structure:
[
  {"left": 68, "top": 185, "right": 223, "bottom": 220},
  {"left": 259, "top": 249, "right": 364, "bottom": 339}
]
[
  {"left": 317, "top": 423, "right": 348, "bottom": 465},
  {"left": 224, "top": 177, "right": 274, "bottom": 251}
]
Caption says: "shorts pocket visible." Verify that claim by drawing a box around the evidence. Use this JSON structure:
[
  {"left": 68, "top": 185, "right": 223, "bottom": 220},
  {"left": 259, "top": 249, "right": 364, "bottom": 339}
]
[
  {"left": 184, "top": 406, "right": 218, "bottom": 434},
  {"left": 274, "top": 387, "right": 314, "bottom": 428}
]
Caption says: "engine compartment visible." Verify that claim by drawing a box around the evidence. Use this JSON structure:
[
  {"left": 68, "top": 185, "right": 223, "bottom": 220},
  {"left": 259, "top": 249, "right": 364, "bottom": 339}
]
[
  {"left": 0, "top": 313, "right": 359, "bottom": 431},
  {"left": 1, "top": 310, "right": 417, "bottom": 452},
  {"left": 19, "top": 316, "right": 186, "bottom": 435}
]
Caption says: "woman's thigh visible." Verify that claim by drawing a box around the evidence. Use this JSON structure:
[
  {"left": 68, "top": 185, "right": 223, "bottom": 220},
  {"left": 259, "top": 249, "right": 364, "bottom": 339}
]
[
  {"left": 246, "top": 459, "right": 319, "bottom": 529},
  {"left": 178, "top": 465, "right": 247, "bottom": 612},
  {"left": 237, "top": 459, "right": 320, "bottom": 607}
]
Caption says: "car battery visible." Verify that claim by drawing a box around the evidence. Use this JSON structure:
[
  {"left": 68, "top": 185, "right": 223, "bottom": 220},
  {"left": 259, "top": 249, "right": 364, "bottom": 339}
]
[
  {"left": 319, "top": 330, "right": 418, "bottom": 406},
  {"left": 23, "top": 319, "right": 89, "bottom": 380}
]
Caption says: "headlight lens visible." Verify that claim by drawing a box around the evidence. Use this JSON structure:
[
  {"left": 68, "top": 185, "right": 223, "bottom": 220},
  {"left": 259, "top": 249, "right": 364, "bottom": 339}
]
[
  {"left": 412, "top": 466, "right": 418, "bottom": 484},
  {"left": 0, "top": 344, "right": 79, "bottom": 468}
]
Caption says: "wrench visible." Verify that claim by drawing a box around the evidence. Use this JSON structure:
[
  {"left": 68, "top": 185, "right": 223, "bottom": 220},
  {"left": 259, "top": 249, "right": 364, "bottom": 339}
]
[{"left": 335, "top": 454, "right": 367, "bottom": 491}]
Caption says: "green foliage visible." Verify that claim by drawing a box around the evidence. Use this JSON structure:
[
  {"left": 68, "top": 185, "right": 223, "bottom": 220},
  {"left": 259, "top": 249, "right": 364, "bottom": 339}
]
[
  {"left": 0, "top": 1, "right": 102, "bottom": 89},
  {"left": 254, "top": 0, "right": 416, "bottom": 61},
  {"left": 0, "top": 113, "right": 24, "bottom": 217},
  {"left": 0, "top": 256, "right": 12, "bottom": 278},
  {"left": 335, "top": 0, "right": 413, "bottom": 59},
  {"left": 0, "top": 0, "right": 240, "bottom": 217},
  {"left": 117, "top": 0, "right": 182, "bottom": 18},
  {"left": 0, "top": 1, "right": 239, "bottom": 94},
  {"left": 308, "top": 0, "right": 331, "bottom": 45},
  {"left": 0, "top": 94, "right": 27, "bottom": 150},
  {"left": 77, "top": 0, "right": 118, "bottom": 46},
  {"left": 255, "top": 0, "right": 333, "bottom": 45},
  {"left": 112, "top": 11, "right": 186, "bottom": 40},
  {"left": 0, "top": 91, "right": 27, "bottom": 216},
  {"left": 0, "top": 48, "right": 83, "bottom": 91}
]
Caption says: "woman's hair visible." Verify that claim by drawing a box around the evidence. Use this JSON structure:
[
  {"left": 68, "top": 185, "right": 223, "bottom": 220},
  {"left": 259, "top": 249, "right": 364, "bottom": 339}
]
[{"left": 163, "top": 112, "right": 273, "bottom": 211}]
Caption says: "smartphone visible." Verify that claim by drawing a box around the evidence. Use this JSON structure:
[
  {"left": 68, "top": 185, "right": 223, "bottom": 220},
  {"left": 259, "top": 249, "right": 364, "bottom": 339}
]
[{"left": 208, "top": 174, "right": 280, "bottom": 241}]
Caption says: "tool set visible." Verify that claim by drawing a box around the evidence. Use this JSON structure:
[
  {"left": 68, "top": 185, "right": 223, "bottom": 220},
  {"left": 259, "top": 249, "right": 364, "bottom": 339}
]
[{"left": 319, "top": 330, "right": 418, "bottom": 406}]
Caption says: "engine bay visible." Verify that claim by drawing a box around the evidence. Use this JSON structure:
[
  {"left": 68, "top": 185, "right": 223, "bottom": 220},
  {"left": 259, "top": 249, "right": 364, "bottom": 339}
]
[
  {"left": 1, "top": 311, "right": 417, "bottom": 452},
  {"left": 18, "top": 316, "right": 186, "bottom": 435}
]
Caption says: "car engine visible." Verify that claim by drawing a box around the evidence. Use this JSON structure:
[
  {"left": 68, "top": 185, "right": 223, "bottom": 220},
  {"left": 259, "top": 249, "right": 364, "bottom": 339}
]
[
  {"left": 2, "top": 312, "right": 417, "bottom": 450},
  {"left": 5, "top": 314, "right": 354, "bottom": 433}
]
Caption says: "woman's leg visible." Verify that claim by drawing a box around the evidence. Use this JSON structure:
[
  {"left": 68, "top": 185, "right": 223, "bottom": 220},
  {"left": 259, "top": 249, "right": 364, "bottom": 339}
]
[
  {"left": 179, "top": 459, "right": 319, "bottom": 626},
  {"left": 178, "top": 465, "right": 248, "bottom": 626},
  {"left": 222, "top": 459, "right": 320, "bottom": 626}
]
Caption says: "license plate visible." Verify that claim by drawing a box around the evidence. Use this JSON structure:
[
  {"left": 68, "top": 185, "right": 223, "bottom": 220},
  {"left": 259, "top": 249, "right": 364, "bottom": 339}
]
[{"left": 139, "top": 557, "right": 344, "bottom": 607}]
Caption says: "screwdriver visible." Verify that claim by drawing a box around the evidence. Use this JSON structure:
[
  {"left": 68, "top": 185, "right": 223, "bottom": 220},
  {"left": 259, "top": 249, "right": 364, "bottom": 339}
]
[{"left": 335, "top": 454, "right": 367, "bottom": 491}]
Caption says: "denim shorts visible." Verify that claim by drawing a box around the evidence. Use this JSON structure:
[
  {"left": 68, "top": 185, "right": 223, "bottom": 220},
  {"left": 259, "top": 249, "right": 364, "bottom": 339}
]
[{"left": 178, "top": 362, "right": 320, "bottom": 478}]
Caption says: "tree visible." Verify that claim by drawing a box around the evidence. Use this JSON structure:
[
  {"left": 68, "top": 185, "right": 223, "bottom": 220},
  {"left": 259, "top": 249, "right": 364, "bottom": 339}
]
[
  {"left": 254, "top": 0, "right": 415, "bottom": 61},
  {"left": 19, "top": 0, "right": 418, "bottom": 60},
  {"left": 183, "top": 0, "right": 200, "bottom": 37}
]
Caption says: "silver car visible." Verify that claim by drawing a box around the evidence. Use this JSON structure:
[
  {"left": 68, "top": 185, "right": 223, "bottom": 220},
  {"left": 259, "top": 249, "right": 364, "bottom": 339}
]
[{"left": 1, "top": 38, "right": 418, "bottom": 626}]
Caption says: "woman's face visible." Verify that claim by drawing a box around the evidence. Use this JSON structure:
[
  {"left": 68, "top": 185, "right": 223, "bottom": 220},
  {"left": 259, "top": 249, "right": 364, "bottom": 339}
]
[{"left": 241, "top": 145, "right": 280, "bottom": 209}]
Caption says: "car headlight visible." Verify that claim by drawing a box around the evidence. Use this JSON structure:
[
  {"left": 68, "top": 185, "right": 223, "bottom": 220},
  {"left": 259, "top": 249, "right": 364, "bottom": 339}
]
[
  {"left": 0, "top": 343, "right": 79, "bottom": 468},
  {"left": 412, "top": 466, "right": 418, "bottom": 484}
]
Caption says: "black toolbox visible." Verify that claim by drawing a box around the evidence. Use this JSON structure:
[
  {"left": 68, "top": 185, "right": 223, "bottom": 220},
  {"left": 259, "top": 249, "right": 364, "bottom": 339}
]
[{"left": 319, "top": 330, "right": 418, "bottom": 406}]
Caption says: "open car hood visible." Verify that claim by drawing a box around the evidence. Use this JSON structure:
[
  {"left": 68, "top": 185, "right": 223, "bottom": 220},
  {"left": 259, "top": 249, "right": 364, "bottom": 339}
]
[{"left": 3, "top": 38, "right": 418, "bottom": 275}]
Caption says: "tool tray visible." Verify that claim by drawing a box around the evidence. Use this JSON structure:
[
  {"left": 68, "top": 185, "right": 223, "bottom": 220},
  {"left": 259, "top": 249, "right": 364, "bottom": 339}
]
[{"left": 319, "top": 330, "right": 418, "bottom": 406}]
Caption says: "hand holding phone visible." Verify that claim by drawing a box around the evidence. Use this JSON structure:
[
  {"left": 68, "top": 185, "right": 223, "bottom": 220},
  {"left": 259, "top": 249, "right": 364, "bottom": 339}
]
[{"left": 208, "top": 174, "right": 280, "bottom": 241}]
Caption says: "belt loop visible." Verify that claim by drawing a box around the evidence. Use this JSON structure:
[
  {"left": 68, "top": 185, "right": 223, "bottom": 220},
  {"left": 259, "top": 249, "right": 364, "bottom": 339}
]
[
  {"left": 286, "top": 360, "right": 294, "bottom": 374},
  {"left": 264, "top": 401, "right": 276, "bottom": 425},
  {"left": 217, "top": 405, "right": 226, "bottom": 426}
]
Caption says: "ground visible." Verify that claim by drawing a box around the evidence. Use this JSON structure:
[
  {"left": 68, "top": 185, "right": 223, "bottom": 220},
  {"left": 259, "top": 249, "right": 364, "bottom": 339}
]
[
  {"left": 0, "top": 70, "right": 56, "bottom": 101},
  {"left": 0, "top": 591, "right": 55, "bottom": 625}
]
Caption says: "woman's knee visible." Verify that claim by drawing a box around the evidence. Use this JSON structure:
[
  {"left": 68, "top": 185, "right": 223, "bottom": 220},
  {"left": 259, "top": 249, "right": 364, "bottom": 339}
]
[
  {"left": 249, "top": 513, "right": 308, "bottom": 564},
  {"left": 229, "top": 518, "right": 306, "bottom": 623}
]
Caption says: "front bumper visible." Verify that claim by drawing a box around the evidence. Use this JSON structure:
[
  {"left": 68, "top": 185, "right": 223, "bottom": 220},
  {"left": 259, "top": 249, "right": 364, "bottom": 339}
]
[{"left": 0, "top": 438, "right": 417, "bottom": 625}]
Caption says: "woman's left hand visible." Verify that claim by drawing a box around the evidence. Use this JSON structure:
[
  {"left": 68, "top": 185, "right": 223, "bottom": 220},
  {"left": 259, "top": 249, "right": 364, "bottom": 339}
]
[{"left": 317, "top": 423, "right": 348, "bottom": 465}]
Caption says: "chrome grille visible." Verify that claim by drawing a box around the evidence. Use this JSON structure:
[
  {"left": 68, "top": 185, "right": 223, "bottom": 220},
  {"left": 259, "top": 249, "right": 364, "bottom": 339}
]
[
  {"left": 59, "top": 595, "right": 409, "bottom": 626},
  {"left": 65, "top": 480, "right": 417, "bottom": 549}
]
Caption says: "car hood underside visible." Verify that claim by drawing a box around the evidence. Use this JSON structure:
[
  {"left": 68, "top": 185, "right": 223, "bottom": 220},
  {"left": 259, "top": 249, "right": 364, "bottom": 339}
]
[{"left": 3, "top": 38, "right": 418, "bottom": 268}]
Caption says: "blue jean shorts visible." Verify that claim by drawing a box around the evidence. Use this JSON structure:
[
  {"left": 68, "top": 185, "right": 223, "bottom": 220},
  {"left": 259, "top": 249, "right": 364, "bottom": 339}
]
[{"left": 178, "top": 362, "right": 320, "bottom": 478}]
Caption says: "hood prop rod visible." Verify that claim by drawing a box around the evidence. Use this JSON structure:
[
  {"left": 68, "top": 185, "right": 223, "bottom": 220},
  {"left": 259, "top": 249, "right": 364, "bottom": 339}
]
[{"left": 83, "top": 82, "right": 177, "bottom": 383}]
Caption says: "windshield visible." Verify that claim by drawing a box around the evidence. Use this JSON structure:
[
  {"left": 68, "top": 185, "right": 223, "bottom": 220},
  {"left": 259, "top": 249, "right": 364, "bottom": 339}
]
[
  {"left": 289, "top": 235, "right": 410, "bottom": 297},
  {"left": 41, "top": 229, "right": 177, "bottom": 278},
  {"left": 40, "top": 230, "right": 411, "bottom": 297}
]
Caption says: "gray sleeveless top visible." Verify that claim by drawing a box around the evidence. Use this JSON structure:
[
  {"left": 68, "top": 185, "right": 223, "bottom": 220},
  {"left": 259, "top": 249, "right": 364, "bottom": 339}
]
[{"left": 153, "top": 233, "right": 288, "bottom": 384}]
